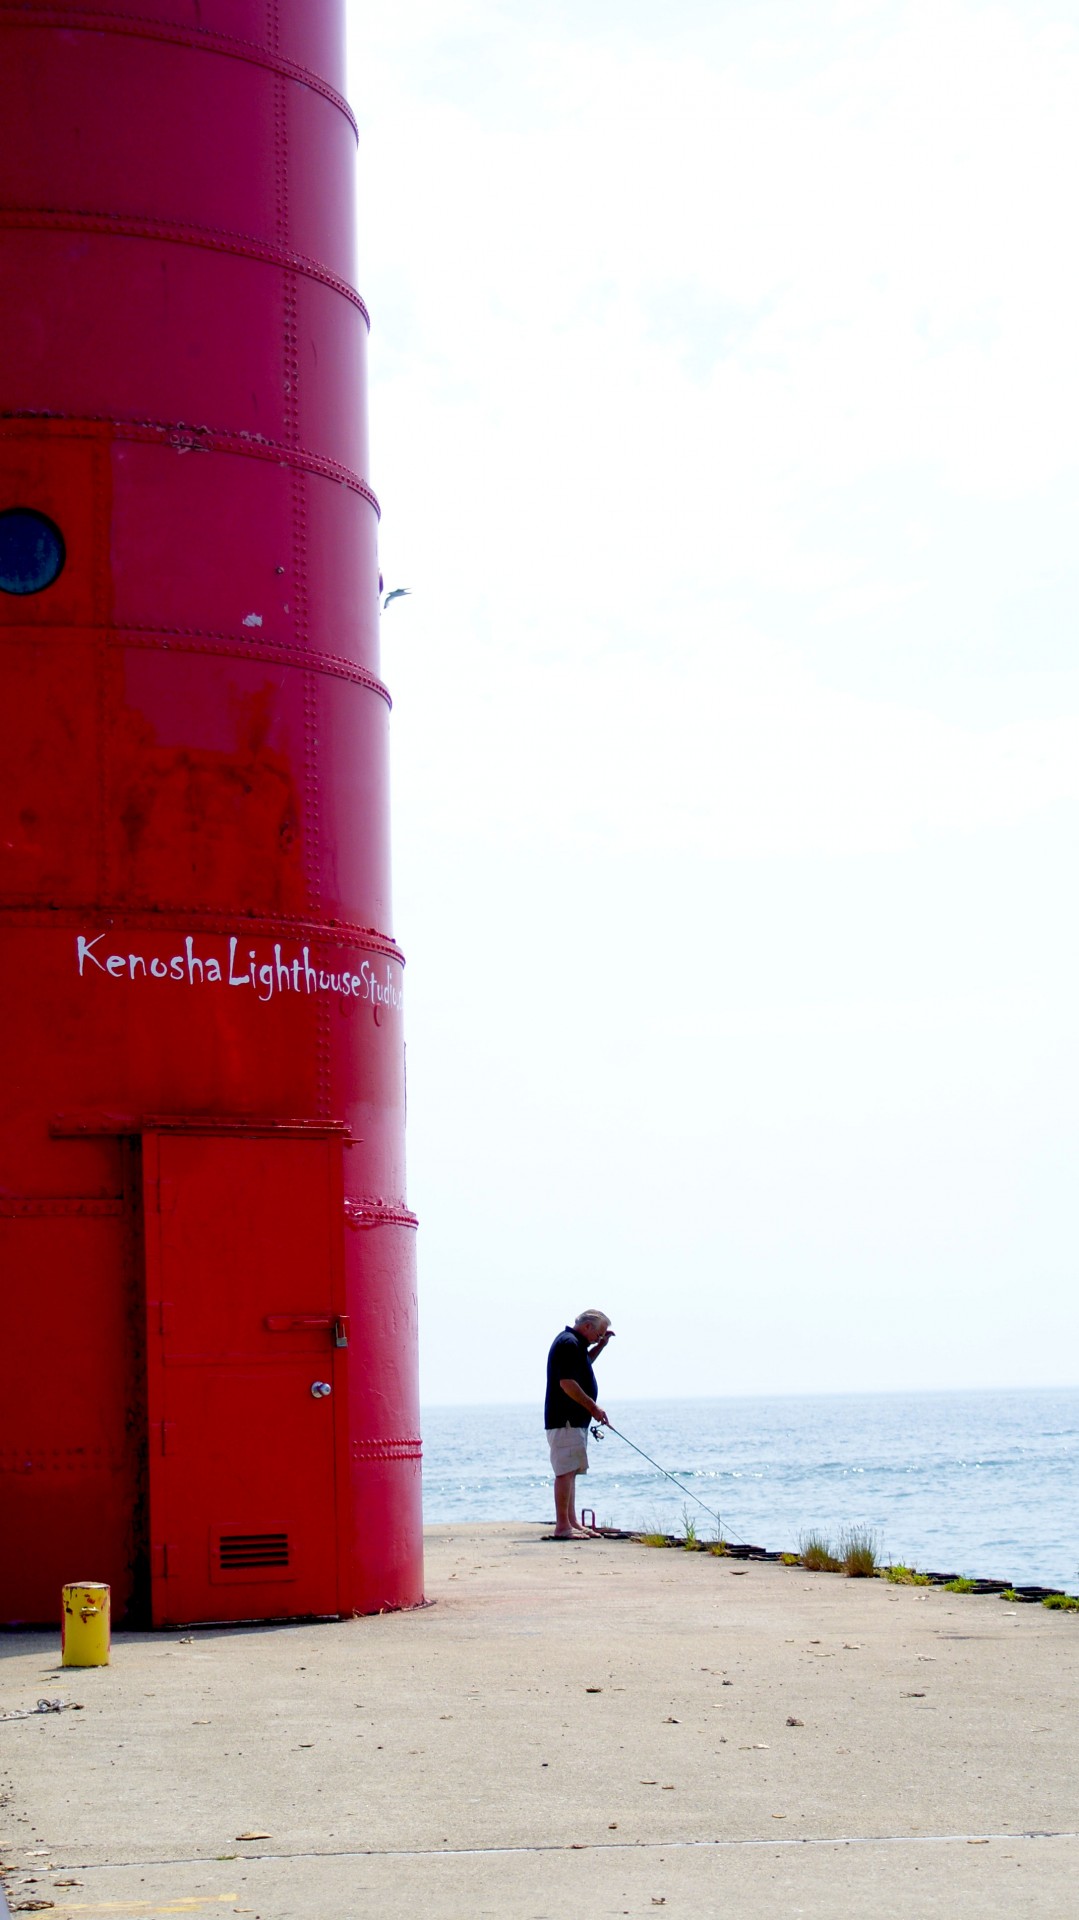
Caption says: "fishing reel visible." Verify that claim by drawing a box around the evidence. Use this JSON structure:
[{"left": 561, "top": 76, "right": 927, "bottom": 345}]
[{"left": 590, "top": 1422, "right": 606, "bottom": 1441}]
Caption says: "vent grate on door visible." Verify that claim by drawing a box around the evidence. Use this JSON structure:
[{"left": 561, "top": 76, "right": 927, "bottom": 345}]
[
  {"left": 219, "top": 1531, "right": 289, "bottom": 1569},
  {"left": 210, "top": 1527, "right": 295, "bottom": 1583}
]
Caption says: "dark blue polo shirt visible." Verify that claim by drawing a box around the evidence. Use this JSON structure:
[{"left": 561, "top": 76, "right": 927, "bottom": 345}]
[{"left": 545, "top": 1326, "right": 597, "bottom": 1428}]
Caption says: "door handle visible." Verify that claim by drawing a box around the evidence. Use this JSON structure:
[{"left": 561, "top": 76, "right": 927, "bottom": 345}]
[{"left": 265, "top": 1314, "right": 349, "bottom": 1348}]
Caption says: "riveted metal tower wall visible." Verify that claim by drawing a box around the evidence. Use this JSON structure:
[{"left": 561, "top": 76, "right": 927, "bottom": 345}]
[{"left": 0, "top": 0, "right": 422, "bottom": 1624}]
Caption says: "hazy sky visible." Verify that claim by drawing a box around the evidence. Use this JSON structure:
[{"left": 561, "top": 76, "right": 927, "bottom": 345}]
[{"left": 347, "top": 0, "right": 1079, "bottom": 1406}]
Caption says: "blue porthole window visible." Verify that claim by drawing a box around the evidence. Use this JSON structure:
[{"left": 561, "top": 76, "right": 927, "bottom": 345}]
[{"left": 0, "top": 508, "right": 66, "bottom": 595}]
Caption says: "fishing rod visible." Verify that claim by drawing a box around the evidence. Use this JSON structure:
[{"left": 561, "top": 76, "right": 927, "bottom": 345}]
[{"left": 591, "top": 1421, "right": 746, "bottom": 1546}]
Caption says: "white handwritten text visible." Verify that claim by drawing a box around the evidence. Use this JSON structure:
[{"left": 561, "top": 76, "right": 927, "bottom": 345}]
[{"left": 75, "top": 933, "right": 402, "bottom": 1009}]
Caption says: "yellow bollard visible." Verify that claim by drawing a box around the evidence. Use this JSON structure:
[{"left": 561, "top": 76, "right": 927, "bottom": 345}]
[{"left": 61, "top": 1582, "right": 110, "bottom": 1667}]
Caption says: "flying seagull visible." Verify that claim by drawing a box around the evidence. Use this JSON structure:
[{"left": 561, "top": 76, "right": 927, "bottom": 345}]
[{"left": 382, "top": 587, "right": 411, "bottom": 610}]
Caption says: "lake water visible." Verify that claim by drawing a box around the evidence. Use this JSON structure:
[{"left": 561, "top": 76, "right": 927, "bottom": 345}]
[{"left": 421, "top": 1388, "right": 1079, "bottom": 1593}]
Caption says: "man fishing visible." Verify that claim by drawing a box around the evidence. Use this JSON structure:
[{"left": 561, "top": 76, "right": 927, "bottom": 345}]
[{"left": 544, "top": 1310, "right": 615, "bottom": 1538}]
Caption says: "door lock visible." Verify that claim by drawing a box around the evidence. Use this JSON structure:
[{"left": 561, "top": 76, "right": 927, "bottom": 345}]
[
  {"left": 265, "top": 1314, "right": 349, "bottom": 1348},
  {"left": 310, "top": 1380, "right": 332, "bottom": 1399}
]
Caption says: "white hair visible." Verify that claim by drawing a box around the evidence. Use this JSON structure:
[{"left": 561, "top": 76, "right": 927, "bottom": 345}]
[{"left": 575, "top": 1309, "right": 610, "bottom": 1332}]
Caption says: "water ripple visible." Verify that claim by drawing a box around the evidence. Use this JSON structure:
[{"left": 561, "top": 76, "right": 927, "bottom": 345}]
[{"left": 422, "top": 1387, "right": 1079, "bottom": 1591}]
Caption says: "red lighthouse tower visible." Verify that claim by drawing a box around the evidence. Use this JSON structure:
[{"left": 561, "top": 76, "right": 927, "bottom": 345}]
[{"left": 0, "top": 0, "right": 422, "bottom": 1624}]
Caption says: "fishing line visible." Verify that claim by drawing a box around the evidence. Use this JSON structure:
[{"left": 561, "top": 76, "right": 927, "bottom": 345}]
[{"left": 592, "top": 1421, "right": 747, "bottom": 1546}]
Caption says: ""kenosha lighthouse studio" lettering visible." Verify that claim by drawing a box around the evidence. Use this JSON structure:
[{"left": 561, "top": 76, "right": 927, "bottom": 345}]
[{"left": 75, "top": 933, "right": 402, "bottom": 1009}]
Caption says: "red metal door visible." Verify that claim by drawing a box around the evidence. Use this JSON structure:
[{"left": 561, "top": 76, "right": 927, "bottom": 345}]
[{"left": 142, "top": 1130, "right": 347, "bottom": 1626}]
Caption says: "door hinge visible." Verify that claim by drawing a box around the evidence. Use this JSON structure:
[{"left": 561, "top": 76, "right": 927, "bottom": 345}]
[
  {"left": 158, "top": 1420, "right": 177, "bottom": 1456},
  {"left": 152, "top": 1542, "right": 178, "bottom": 1580}
]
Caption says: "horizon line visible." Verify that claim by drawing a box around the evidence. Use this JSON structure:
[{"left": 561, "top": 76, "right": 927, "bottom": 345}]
[{"left": 420, "top": 1382, "right": 1079, "bottom": 1411}]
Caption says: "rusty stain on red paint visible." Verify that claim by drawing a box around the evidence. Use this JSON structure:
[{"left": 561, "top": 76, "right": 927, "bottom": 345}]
[{"left": 111, "top": 692, "right": 306, "bottom": 914}]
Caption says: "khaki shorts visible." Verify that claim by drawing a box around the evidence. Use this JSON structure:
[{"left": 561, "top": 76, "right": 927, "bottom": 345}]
[{"left": 547, "top": 1424, "right": 589, "bottom": 1475}]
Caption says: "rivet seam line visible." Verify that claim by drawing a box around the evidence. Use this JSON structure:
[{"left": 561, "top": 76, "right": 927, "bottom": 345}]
[
  {"left": 344, "top": 1198, "right": 420, "bottom": 1231},
  {"left": 0, "top": 4, "right": 359, "bottom": 139},
  {"left": 351, "top": 1439, "right": 423, "bottom": 1460},
  {"left": 0, "top": 412, "right": 380, "bottom": 515},
  {"left": 0, "top": 211, "right": 370, "bottom": 326},
  {"left": 104, "top": 629, "right": 392, "bottom": 706},
  {"left": 0, "top": 908, "right": 405, "bottom": 961}
]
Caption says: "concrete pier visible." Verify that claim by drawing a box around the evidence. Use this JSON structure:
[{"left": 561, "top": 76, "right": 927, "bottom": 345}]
[{"left": 1, "top": 1523, "right": 1076, "bottom": 1916}]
